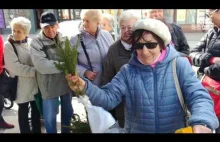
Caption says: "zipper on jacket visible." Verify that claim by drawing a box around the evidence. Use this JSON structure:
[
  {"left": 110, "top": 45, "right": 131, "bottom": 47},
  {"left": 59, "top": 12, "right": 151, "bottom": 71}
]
[
  {"left": 96, "top": 40, "right": 104, "bottom": 64},
  {"left": 153, "top": 68, "right": 158, "bottom": 132}
]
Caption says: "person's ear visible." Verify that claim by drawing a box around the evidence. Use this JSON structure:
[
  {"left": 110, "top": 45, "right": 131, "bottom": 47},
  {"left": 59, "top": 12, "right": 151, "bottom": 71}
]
[{"left": 40, "top": 23, "right": 43, "bottom": 29}]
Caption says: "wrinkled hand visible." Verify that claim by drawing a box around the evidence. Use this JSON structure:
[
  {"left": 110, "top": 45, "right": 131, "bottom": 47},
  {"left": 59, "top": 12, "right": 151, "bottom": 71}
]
[
  {"left": 192, "top": 125, "right": 212, "bottom": 133},
  {"left": 65, "top": 74, "right": 85, "bottom": 92},
  {"left": 84, "top": 70, "right": 98, "bottom": 81}
]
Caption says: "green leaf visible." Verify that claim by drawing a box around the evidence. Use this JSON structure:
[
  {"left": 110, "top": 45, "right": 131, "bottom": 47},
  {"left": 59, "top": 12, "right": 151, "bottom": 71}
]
[{"left": 54, "top": 35, "right": 85, "bottom": 96}]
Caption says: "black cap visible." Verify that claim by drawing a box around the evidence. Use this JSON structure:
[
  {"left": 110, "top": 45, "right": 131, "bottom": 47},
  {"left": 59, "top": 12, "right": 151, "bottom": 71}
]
[{"left": 40, "top": 11, "right": 57, "bottom": 28}]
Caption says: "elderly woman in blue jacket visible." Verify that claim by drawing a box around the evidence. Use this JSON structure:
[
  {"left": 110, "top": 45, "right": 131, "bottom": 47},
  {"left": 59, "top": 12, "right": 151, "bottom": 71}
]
[{"left": 66, "top": 18, "right": 219, "bottom": 133}]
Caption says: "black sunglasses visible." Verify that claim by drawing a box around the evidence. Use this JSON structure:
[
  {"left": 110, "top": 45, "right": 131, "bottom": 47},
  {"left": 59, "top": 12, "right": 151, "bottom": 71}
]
[{"left": 133, "top": 42, "right": 158, "bottom": 50}]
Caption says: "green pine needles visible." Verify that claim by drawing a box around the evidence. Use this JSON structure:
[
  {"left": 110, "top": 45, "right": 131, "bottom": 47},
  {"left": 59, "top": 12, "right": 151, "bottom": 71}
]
[
  {"left": 54, "top": 36, "right": 80, "bottom": 76},
  {"left": 54, "top": 35, "right": 85, "bottom": 96}
]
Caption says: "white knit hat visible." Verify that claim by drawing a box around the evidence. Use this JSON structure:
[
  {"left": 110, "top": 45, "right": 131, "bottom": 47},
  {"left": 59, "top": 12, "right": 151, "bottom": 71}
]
[{"left": 132, "top": 18, "right": 171, "bottom": 46}]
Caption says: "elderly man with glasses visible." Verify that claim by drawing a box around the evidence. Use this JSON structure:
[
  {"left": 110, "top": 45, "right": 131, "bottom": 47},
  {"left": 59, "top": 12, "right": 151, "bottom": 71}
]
[{"left": 190, "top": 8, "right": 220, "bottom": 133}]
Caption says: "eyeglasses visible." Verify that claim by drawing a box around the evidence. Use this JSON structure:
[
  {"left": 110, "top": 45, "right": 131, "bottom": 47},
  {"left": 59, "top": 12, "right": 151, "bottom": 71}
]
[
  {"left": 132, "top": 42, "right": 158, "bottom": 50},
  {"left": 206, "top": 9, "right": 219, "bottom": 18}
]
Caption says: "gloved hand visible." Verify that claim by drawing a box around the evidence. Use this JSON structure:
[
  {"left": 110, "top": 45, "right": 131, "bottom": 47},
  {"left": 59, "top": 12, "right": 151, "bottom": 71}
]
[
  {"left": 200, "top": 53, "right": 213, "bottom": 68},
  {"left": 204, "top": 66, "right": 210, "bottom": 75}
]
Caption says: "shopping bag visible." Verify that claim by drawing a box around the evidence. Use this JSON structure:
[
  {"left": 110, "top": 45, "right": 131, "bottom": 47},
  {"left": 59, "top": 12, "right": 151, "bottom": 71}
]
[
  {"left": 34, "top": 90, "right": 43, "bottom": 116},
  {"left": 201, "top": 75, "right": 220, "bottom": 118},
  {"left": 75, "top": 95, "right": 124, "bottom": 133}
]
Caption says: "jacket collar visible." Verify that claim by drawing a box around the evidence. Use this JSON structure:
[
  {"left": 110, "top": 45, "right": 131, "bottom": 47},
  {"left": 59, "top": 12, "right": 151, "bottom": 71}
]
[{"left": 8, "top": 35, "right": 28, "bottom": 44}]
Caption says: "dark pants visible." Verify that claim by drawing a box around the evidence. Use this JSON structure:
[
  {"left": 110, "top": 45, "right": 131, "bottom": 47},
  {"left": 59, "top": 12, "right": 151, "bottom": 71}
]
[
  {"left": 0, "top": 94, "right": 4, "bottom": 122},
  {"left": 109, "top": 99, "right": 125, "bottom": 128},
  {"left": 17, "top": 100, "right": 41, "bottom": 133}
]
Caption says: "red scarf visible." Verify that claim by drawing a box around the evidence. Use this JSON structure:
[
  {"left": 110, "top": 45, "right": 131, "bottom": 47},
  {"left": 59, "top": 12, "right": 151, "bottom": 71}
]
[{"left": 0, "top": 35, "right": 3, "bottom": 75}]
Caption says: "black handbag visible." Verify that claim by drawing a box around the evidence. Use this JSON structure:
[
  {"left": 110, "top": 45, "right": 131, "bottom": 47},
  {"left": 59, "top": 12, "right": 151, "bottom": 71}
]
[{"left": 0, "top": 41, "right": 18, "bottom": 101}]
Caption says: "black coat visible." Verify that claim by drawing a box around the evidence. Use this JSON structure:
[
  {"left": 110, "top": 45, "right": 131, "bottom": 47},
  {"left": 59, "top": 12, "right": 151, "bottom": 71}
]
[
  {"left": 190, "top": 26, "right": 220, "bottom": 81},
  {"left": 171, "top": 24, "right": 190, "bottom": 56},
  {"left": 101, "top": 40, "right": 133, "bottom": 85}
]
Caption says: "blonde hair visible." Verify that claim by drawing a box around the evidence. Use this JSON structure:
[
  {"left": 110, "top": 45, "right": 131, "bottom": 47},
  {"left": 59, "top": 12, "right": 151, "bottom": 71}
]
[
  {"left": 10, "top": 17, "right": 31, "bottom": 35},
  {"left": 118, "top": 10, "right": 141, "bottom": 27},
  {"left": 80, "top": 9, "right": 103, "bottom": 23},
  {"left": 102, "top": 13, "right": 114, "bottom": 27}
]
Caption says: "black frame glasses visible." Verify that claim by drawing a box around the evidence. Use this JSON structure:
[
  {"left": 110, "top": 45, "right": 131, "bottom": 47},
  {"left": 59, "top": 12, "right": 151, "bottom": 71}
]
[
  {"left": 206, "top": 9, "right": 219, "bottom": 18},
  {"left": 132, "top": 42, "right": 158, "bottom": 50}
]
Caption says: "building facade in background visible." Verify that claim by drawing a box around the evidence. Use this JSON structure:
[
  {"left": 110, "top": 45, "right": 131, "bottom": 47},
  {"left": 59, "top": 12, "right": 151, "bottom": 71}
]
[{"left": 0, "top": 9, "right": 213, "bottom": 34}]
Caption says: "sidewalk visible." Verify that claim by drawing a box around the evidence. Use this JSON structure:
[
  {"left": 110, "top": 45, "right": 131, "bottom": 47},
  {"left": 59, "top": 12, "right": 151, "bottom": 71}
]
[
  {"left": 184, "top": 32, "right": 205, "bottom": 49},
  {"left": 0, "top": 98, "right": 87, "bottom": 133}
]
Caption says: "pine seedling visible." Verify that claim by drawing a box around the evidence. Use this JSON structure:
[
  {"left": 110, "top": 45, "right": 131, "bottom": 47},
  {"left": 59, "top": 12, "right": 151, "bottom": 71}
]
[{"left": 54, "top": 35, "right": 85, "bottom": 96}]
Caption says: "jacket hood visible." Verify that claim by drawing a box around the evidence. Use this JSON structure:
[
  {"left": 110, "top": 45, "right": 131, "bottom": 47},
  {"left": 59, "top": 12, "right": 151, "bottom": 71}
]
[{"left": 129, "top": 44, "right": 180, "bottom": 69}]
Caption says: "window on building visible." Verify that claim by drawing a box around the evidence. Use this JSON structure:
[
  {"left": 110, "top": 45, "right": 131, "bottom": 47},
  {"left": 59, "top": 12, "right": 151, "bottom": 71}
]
[
  {"left": 176, "top": 9, "right": 197, "bottom": 25},
  {"left": 0, "top": 9, "right": 5, "bottom": 28},
  {"left": 164, "top": 9, "right": 174, "bottom": 23},
  {"left": 3, "top": 9, "right": 30, "bottom": 28},
  {"left": 58, "top": 9, "right": 81, "bottom": 22},
  {"left": 176, "top": 9, "right": 186, "bottom": 24},
  {"left": 185, "top": 9, "right": 197, "bottom": 24}
]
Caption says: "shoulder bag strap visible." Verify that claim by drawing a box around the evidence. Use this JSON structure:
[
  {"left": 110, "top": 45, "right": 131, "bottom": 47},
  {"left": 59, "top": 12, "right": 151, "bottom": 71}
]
[
  {"left": 4, "top": 41, "right": 18, "bottom": 65},
  {"left": 172, "top": 58, "right": 191, "bottom": 125},
  {"left": 8, "top": 41, "right": 18, "bottom": 56},
  {"left": 79, "top": 34, "right": 93, "bottom": 71}
]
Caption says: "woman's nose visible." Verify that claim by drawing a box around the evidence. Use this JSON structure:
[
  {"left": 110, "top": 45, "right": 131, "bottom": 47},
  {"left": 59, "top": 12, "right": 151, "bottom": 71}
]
[{"left": 142, "top": 45, "right": 150, "bottom": 52}]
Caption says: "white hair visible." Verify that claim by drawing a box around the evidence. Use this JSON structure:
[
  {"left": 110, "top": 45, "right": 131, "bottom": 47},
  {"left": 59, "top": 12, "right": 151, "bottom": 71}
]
[
  {"left": 10, "top": 17, "right": 31, "bottom": 35},
  {"left": 102, "top": 13, "right": 114, "bottom": 27},
  {"left": 80, "top": 9, "right": 103, "bottom": 23},
  {"left": 118, "top": 10, "right": 141, "bottom": 27}
]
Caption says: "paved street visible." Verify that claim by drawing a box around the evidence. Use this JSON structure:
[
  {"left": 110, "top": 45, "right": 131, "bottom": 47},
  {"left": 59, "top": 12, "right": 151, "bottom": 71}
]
[
  {"left": 0, "top": 31, "right": 205, "bottom": 133},
  {"left": 0, "top": 97, "right": 86, "bottom": 133}
]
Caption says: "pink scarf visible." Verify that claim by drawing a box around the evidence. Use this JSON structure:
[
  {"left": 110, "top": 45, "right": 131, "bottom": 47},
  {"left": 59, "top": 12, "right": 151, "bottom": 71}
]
[{"left": 151, "top": 48, "right": 167, "bottom": 68}]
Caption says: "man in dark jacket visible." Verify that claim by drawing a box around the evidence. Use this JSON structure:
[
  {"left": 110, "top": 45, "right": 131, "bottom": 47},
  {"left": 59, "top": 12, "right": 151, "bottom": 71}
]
[
  {"left": 149, "top": 9, "right": 190, "bottom": 57},
  {"left": 190, "top": 9, "right": 220, "bottom": 133},
  {"left": 190, "top": 9, "right": 220, "bottom": 80}
]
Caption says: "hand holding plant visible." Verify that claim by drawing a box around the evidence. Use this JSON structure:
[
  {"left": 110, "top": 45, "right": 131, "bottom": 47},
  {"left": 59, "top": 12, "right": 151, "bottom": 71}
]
[
  {"left": 66, "top": 74, "right": 86, "bottom": 95},
  {"left": 54, "top": 35, "right": 85, "bottom": 96}
]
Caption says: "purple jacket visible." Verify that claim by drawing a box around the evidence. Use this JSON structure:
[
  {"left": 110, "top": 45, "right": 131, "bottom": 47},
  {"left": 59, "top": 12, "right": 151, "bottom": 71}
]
[{"left": 70, "top": 27, "right": 114, "bottom": 87}]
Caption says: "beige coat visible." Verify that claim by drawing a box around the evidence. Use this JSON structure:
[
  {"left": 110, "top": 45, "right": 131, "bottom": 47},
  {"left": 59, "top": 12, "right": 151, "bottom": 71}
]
[{"left": 4, "top": 38, "right": 38, "bottom": 104}]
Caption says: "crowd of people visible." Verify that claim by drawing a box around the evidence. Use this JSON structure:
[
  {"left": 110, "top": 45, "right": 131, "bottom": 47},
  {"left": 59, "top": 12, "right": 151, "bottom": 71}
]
[{"left": 0, "top": 9, "right": 220, "bottom": 133}]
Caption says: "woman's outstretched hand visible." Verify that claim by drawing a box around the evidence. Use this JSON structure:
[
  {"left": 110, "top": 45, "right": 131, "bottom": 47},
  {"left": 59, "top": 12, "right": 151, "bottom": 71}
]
[
  {"left": 66, "top": 74, "right": 86, "bottom": 92},
  {"left": 193, "top": 125, "right": 212, "bottom": 133}
]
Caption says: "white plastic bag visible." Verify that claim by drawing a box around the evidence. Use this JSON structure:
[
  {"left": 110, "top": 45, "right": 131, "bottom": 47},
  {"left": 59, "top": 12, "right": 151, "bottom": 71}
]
[
  {"left": 75, "top": 95, "right": 124, "bottom": 133},
  {"left": 104, "top": 121, "right": 126, "bottom": 133}
]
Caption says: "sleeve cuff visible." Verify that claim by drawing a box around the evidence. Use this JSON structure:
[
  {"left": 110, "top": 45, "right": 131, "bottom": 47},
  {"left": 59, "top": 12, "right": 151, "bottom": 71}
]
[{"left": 209, "top": 57, "right": 215, "bottom": 64}]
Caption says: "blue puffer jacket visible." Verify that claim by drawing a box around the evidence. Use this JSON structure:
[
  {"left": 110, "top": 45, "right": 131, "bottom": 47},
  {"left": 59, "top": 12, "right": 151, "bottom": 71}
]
[{"left": 85, "top": 45, "right": 219, "bottom": 133}]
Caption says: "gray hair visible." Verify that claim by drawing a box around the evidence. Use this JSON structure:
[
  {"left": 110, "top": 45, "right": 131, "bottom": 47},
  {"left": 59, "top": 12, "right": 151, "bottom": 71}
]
[
  {"left": 80, "top": 9, "right": 103, "bottom": 23},
  {"left": 102, "top": 13, "right": 114, "bottom": 27},
  {"left": 10, "top": 17, "right": 31, "bottom": 35},
  {"left": 118, "top": 10, "right": 141, "bottom": 27}
]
